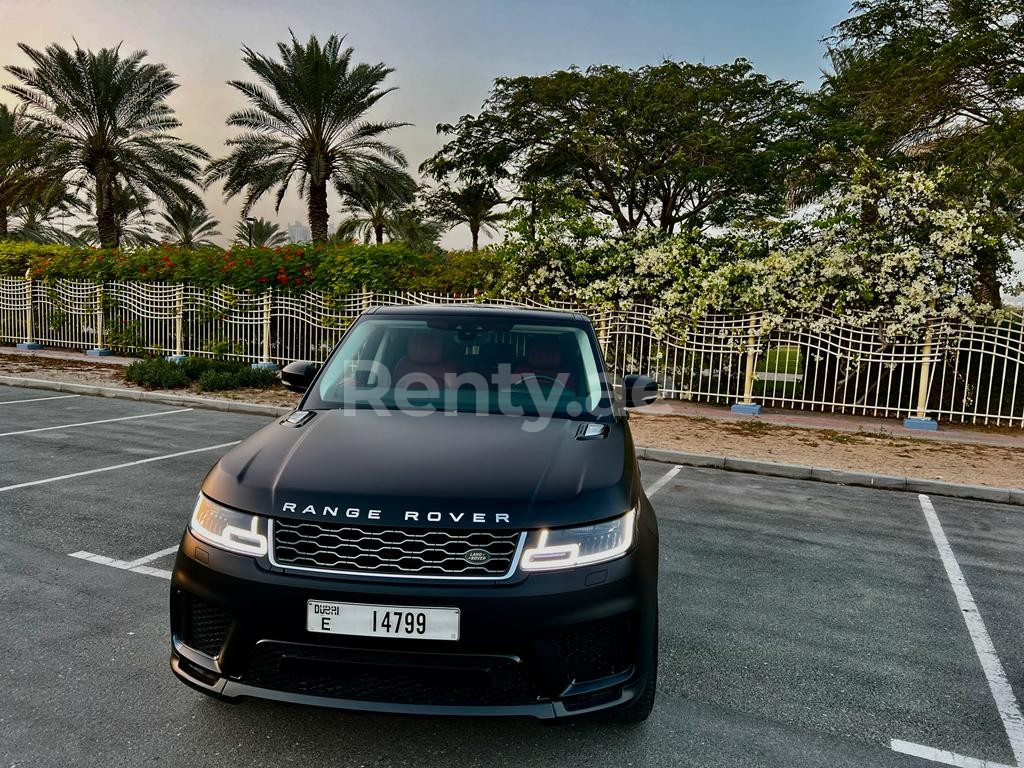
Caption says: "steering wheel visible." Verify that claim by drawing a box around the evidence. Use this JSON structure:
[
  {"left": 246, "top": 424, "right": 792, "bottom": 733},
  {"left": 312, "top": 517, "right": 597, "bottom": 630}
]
[{"left": 511, "top": 373, "right": 560, "bottom": 387}]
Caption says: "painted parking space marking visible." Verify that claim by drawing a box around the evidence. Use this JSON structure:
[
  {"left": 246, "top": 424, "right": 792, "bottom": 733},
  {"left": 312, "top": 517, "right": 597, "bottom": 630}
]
[
  {"left": 890, "top": 495, "right": 1024, "bottom": 768},
  {"left": 890, "top": 739, "right": 1016, "bottom": 768},
  {"left": 644, "top": 465, "right": 682, "bottom": 497},
  {"left": 0, "top": 440, "right": 240, "bottom": 493},
  {"left": 0, "top": 394, "right": 81, "bottom": 405},
  {"left": 0, "top": 407, "right": 192, "bottom": 438},
  {"left": 69, "top": 544, "right": 179, "bottom": 580}
]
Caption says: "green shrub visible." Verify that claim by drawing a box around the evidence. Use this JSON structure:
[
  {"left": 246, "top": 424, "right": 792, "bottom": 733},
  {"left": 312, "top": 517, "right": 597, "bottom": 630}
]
[
  {"left": 196, "top": 369, "right": 240, "bottom": 391},
  {"left": 197, "top": 365, "right": 279, "bottom": 391},
  {"left": 125, "top": 357, "right": 190, "bottom": 389},
  {"left": 124, "top": 355, "right": 279, "bottom": 391}
]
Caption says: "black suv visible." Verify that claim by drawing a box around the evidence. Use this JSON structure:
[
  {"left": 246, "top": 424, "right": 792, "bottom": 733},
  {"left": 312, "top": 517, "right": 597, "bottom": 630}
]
[{"left": 170, "top": 305, "right": 660, "bottom": 721}]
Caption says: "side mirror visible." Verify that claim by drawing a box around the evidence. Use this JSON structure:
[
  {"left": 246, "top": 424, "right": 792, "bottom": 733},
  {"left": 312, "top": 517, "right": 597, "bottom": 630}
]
[
  {"left": 622, "top": 374, "right": 659, "bottom": 407},
  {"left": 281, "top": 361, "right": 317, "bottom": 394}
]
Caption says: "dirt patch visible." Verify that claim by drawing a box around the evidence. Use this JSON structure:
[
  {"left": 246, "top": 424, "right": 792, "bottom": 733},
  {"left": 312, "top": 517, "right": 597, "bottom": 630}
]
[{"left": 629, "top": 412, "right": 1021, "bottom": 489}]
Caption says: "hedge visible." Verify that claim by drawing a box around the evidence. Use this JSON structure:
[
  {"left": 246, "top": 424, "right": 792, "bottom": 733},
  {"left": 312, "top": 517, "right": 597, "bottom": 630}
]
[{"left": 0, "top": 240, "right": 504, "bottom": 295}]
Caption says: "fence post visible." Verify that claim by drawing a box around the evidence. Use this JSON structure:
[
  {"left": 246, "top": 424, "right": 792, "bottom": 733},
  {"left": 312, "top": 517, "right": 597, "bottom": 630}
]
[
  {"left": 251, "top": 289, "right": 277, "bottom": 370},
  {"left": 903, "top": 317, "right": 938, "bottom": 431},
  {"left": 86, "top": 282, "right": 112, "bottom": 356},
  {"left": 361, "top": 284, "right": 370, "bottom": 312},
  {"left": 166, "top": 284, "right": 186, "bottom": 363},
  {"left": 731, "top": 312, "right": 761, "bottom": 415},
  {"left": 16, "top": 269, "right": 42, "bottom": 350}
]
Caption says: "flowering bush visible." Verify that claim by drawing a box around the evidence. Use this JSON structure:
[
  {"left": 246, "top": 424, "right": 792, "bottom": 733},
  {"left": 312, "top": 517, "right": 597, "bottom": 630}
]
[
  {"left": 0, "top": 241, "right": 501, "bottom": 295},
  {"left": 499, "top": 160, "right": 1023, "bottom": 339}
]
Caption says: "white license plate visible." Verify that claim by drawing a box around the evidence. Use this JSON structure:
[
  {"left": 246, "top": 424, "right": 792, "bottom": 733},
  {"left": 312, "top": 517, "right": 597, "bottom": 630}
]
[{"left": 306, "top": 600, "right": 460, "bottom": 641}]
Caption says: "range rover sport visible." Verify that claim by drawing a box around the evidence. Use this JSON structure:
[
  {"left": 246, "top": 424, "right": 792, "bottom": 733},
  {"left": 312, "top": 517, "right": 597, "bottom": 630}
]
[{"left": 170, "top": 304, "right": 661, "bottom": 722}]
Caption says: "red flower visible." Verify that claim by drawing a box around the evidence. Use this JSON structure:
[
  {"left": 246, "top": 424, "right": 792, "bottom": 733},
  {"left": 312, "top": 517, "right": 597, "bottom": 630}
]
[
  {"left": 138, "top": 266, "right": 147, "bottom": 273},
  {"left": 244, "top": 258, "right": 254, "bottom": 267},
  {"left": 276, "top": 274, "right": 290, "bottom": 284},
  {"left": 257, "top": 276, "right": 268, "bottom": 283}
]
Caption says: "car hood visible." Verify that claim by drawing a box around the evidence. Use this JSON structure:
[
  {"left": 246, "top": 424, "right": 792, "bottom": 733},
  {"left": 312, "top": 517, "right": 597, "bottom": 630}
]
[{"left": 202, "top": 408, "right": 637, "bottom": 530}]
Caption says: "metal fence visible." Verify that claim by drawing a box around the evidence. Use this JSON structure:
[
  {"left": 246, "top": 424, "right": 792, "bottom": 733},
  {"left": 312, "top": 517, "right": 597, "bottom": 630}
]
[{"left": 2, "top": 277, "right": 1022, "bottom": 427}]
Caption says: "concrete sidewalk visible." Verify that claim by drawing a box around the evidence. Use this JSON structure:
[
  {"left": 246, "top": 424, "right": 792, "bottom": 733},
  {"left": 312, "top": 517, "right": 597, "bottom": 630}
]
[{"left": 3, "top": 344, "right": 1023, "bottom": 450}]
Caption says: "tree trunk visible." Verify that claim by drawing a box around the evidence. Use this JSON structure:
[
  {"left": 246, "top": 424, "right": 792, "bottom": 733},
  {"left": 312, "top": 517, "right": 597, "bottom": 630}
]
[
  {"left": 973, "top": 246, "right": 1003, "bottom": 308},
  {"left": 308, "top": 179, "right": 329, "bottom": 242},
  {"left": 0, "top": 203, "right": 8, "bottom": 239},
  {"left": 95, "top": 179, "right": 119, "bottom": 249},
  {"left": 470, "top": 223, "right": 480, "bottom": 252},
  {"left": 374, "top": 224, "right": 384, "bottom": 245}
]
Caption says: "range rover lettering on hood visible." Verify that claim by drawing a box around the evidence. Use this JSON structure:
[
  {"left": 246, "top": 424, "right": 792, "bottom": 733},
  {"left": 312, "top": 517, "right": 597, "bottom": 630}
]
[{"left": 281, "top": 502, "right": 512, "bottom": 526}]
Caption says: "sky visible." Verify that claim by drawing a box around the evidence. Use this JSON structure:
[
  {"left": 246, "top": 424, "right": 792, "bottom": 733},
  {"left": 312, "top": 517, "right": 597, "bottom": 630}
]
[{"left": 0, "top": 0, "right": 857, "bottom": 248}]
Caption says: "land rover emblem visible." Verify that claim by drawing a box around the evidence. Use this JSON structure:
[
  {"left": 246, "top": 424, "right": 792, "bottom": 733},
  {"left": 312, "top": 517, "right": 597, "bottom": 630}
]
[{"left": 464, "top": 548, "right": 491, "bottom": 565}]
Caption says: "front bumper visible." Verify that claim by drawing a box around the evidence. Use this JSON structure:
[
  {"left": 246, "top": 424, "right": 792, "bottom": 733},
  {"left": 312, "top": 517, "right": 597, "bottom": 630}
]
[{"left": 170, "top": 517, "right": 658, "bottom": 719}]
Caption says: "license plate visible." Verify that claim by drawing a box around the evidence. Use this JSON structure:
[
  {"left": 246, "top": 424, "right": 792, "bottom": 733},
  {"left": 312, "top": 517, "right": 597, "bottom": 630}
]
[{"left": 306, "top": 600, "right": 460, "bottom": 641}]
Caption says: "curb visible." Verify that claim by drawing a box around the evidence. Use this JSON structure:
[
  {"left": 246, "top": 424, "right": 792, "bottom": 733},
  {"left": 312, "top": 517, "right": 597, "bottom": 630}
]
[
  {"left": 0, "top": 376, "right": 292, "bottom": 418},
  {"left": 635, "top": 446, "right": 1023, "bottom": 507}
]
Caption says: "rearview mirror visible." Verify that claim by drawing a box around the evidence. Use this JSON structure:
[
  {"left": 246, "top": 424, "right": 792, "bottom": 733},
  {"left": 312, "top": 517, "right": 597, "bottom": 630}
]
[
  {"left": 281, "top": 361, "right": 317, "bottom": 394},
  {"left": 622, "top": 374, "right": 659, "bottom": 407}
]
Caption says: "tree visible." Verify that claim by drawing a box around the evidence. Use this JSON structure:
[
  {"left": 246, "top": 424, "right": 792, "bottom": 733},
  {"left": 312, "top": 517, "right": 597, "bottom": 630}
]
[
  {"left": 335, "top": 171, "right": 418, "bottom": 244},
  {"left": 233, "top": 217, "right": 286, "bottom": 247},
  {"left": 819, "top": 0, "right": 1024, "bottom": 304},
  {"left": 207, "top": 33, "right": 409, "bottom": 243},
  {"left": 4, "top": 42, "right": 207, "bottom": 248},
  {"left": 7, "top": 183, "right": 81, "bottom": 243},
  {"left": 423, "top": 181, "right": 504, "bottom": 251},
  {"left": 424, "top": 60, "right": 810, "bottom": 236},
  {"left": 156, "top": 202, "right": 221, "bottom": 246},
  {"left": 74, "top": 183, "right": 156, "bottom": 247},
  {"left": 0, "top": 103, "right": 62, "bottom": 239}
]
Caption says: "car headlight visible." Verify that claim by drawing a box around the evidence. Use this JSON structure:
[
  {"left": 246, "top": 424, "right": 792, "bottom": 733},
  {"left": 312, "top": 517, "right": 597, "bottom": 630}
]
[
  {"left": 520, "top": 508, "right": 636, "bottom": 572},
  {"left": 190, "top": 494, "right": 267, "bottom": 557}
]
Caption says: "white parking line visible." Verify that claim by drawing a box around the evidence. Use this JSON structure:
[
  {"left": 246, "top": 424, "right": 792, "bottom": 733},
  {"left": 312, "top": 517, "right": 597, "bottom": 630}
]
[
  {"left": 891, "top": 739, "right": 1016, "bottom": 768},
  {"left": 69, "top": 545, "right": 179, "bottom": 580},
  {"left": 891, "top": 495, "right": 1024, "bottom": 768},
  {"left": 644, "top": 465, "right": 682, "bottom": 497},
  {"left": 0, "top": 407, "right": 192, "bottom": 437},
  {"left": 0, "top": 394, "right": 80, "bottom": 405},
  {"left": 0, "top": 441, "right": 240, "bottom": 493}
]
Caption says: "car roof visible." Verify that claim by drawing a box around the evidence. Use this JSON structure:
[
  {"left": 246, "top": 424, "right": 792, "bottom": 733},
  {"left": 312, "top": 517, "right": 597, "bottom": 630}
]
[{"left": 364, "top": 303, "right": 589, "bottom": 324}]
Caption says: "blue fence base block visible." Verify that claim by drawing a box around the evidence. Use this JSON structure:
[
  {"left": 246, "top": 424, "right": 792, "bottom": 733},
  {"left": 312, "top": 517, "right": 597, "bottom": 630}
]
[
  {"left": 86, "top": 348, "right": 113, "bottom": 357},
  {"left": 903, "top": 417, "right": 938, "bottom": 431},
  {"left": 730, "top": 403, "right": 762, "bottom": 416},
  {"left": 251, "top": 361, "right": 278, "bottom": 370},
  {"left": 165, "top": 354, "right": 187, "bottom": 364},
  {"left": 15, "top": 342, "right": 43, "bottom": 350}
]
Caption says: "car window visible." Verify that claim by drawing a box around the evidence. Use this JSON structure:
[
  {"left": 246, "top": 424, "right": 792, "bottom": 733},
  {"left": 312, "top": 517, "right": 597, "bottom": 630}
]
[{"left": 306, "top": 317, "right": 607, "bottom": 418}]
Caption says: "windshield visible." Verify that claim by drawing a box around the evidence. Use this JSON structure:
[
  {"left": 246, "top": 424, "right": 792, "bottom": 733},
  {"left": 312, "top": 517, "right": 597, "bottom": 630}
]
[{"left": 303, "top": 316, "right": 608, "bottom": 419}]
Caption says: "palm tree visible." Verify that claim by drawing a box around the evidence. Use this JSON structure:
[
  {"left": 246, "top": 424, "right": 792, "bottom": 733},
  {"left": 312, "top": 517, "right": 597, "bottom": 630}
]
[
  {"left": 233, "top": 217, "right": 287, "bottom": 247},
  {"left": 335, "top": 172, "right": 418, "bottom": 244},
  {"left": 206, "top": 33, "right": 409, "bottom": 242},
  {"left": 424, "top": 181, "right": 505, "bottom": 251},
  {"left": 8, "top": 183, "right": 81, "bottom": 243},
  {"left": 4, "top": 42, "right": 208, "bottom": 248},
  {"left": 156, "top": 202, "right": 221, "bottom": 246},
  {"left": 0, "top": 103, "right": 59, "bottom": 239},
  {"left": 74, "top": 183, "right": 156, "bottom": 247}
]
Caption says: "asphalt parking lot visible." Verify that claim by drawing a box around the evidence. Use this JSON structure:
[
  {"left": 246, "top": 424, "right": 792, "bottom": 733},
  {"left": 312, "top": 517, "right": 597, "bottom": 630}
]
[{"left": 1, "top": 385, "right": 1023, "bottom": 768}]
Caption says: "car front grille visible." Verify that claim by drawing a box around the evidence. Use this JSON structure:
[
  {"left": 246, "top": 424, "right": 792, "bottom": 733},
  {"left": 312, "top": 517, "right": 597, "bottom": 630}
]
[
  {"left": 185, "top": 597, "right": 233, "bottom": 657},
  {"left": 270, "top": 519, "right": 524, "bottom": 579},
  {"left": 551, "top": 617, "right": 633, "bottom": 684},
  {"left": 245, "top": 642, "right": 540, "bottom": 706}
]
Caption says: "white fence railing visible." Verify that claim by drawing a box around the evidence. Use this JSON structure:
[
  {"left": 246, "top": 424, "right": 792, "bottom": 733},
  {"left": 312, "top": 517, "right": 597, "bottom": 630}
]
[{"left": 2, "top": 277, "right": 1023, "bottom": 427}]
